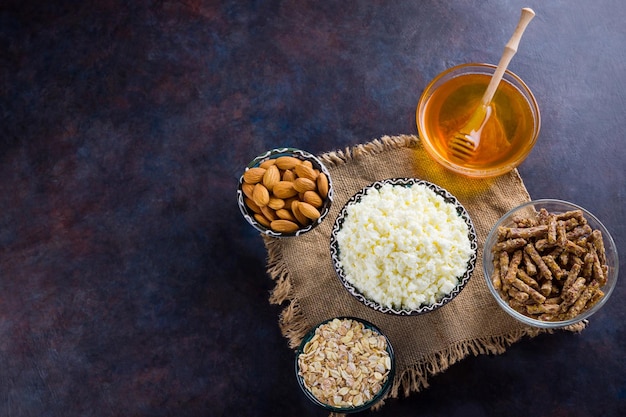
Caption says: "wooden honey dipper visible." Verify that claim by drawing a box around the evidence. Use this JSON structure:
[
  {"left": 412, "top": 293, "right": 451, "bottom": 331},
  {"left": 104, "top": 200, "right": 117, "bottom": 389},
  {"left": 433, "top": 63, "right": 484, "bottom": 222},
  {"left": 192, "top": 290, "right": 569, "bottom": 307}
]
[{"left": 448, "top": 7, "right": 535, "bottom": 161}]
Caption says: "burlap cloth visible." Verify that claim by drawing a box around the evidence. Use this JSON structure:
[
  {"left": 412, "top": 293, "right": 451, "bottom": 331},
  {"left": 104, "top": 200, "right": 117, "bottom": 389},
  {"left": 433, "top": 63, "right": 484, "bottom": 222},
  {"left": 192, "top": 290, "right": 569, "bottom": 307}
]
[{"left": 264, "top": 135, "right": 585, "bottom": 412}]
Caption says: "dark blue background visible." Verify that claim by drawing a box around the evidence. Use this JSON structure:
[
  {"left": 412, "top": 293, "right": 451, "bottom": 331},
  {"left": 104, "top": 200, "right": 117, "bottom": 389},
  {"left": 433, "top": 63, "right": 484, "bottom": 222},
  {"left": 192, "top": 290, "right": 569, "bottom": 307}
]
[{"left": 1, "top": 1, "right": 624, "bottom": 416}]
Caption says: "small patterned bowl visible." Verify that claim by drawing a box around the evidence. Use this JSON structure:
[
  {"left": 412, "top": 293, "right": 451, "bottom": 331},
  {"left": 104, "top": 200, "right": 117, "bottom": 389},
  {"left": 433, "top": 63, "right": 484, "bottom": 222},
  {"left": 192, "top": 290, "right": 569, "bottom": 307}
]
[
  {"left": 330, "top": 178, "right": 477, "bottom": 315},
  {"left": 294, "top": 317, "right": 395, "bottom": 413},
  {"left": 237, "top": 148, "right": 333, "bottom": 237}
]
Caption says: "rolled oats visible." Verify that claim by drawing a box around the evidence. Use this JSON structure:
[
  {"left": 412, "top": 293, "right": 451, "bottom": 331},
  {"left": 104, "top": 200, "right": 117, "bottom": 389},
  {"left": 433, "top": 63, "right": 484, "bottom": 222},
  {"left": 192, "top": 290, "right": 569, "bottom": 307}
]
[{"left": 297, "top": 318, "right": 392, "bottom": 408}]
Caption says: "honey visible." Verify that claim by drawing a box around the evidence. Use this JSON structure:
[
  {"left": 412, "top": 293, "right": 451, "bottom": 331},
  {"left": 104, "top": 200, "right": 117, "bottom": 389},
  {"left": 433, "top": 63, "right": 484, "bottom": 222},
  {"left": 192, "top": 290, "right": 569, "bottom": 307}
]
[{"left": 420, "top": 72, "right": 538, "bottom": 172}]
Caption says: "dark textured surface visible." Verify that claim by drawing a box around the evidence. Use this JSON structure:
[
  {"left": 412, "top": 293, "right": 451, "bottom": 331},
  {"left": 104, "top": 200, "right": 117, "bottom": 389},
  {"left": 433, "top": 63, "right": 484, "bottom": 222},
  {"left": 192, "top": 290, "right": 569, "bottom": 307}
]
[{"left": 1, "top": 1, "right": 625, "bottom": 416}]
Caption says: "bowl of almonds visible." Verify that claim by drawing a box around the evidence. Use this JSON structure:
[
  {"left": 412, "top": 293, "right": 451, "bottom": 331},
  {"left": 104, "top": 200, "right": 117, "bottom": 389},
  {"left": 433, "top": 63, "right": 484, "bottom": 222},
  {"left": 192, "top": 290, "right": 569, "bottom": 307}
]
[
  {"left": 483, "top": 199, "right": 619, "bottom": 328},
  {"left": 295, "top": 317, "right": 395, "bottom": 413},
  {"left": 237, "top": 148, "right": 333, "bottom": 237}
]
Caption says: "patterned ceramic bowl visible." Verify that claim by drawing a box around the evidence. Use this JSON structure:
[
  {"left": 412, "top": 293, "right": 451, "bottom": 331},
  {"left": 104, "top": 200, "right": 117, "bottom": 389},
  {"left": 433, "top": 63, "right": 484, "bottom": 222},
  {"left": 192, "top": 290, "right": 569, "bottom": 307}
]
[
  {"left": 483, "top": 199, "right": 619, "bottom": 328},
  {"left": 330, "top": 178, "right": 477, "bottom": 315},
  {"left": 294, "top": 317, "right": 395, "bottom": 413},
  {"left": 237, "top": 148, "right": 333, "bottom": 237}
]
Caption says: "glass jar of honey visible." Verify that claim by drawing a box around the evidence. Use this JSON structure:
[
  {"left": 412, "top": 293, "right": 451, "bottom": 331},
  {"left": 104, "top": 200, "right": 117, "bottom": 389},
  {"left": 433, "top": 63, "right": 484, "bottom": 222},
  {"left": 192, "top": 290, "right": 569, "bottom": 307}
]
[{"left": 417, "top": 63, "right": 540, "bottom": 178}]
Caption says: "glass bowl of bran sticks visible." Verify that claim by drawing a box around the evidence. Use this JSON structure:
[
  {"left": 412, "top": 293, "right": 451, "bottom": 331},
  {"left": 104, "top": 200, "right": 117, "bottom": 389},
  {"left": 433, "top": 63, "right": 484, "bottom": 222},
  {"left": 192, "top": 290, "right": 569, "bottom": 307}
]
[{"left": 483, "top": 199, "right": 618, "bottom": 328}]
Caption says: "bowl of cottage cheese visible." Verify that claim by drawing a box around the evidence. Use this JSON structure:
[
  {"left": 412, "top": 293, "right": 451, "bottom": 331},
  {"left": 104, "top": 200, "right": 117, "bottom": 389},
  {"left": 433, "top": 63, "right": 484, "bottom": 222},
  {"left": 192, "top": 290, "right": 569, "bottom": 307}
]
[{"left": 330, "top": 178, "right": 477, "bottom": 315}]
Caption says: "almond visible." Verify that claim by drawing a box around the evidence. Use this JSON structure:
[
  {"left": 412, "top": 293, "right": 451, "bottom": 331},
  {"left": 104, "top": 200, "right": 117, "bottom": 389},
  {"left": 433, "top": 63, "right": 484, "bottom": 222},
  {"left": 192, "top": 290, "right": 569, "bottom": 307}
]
[
  {"left": 283, "top": 196, "right": 298, "bottom": 210},
  {"left": 293, "top": 177, "right": 316, "bottom": 193},
  {"left": 302, "top": 160, "right": 313, "bottom": 169},
  {"left": 243, "top": 167, "right": 266, "bottom": 184},
  {"left": 294, "top": 164, "right": 318, "bottom": 182},
  {"left": 267, "top": 197, "right": 285, "bottom": 210},
  {"left": 303, "top": 190, "right": 323, "bottom": 208},
  {"left": 282, "top": 169, "right": 296, "bottom": 182},
  {"left": 275, "top": 156, "right": 302, "bottom": 170},
  {"left": 270, "top": 219, "right": 300, "bottom": 233},
  {"left": 260, "top": 205, "right": 277, "bottom": 221},
  {"left": 252, "top": 183, "right": 270, "bottom": 207},
  {"left": 254, "top": 213, "right": 271, "bottom": 228},
  {"left": 259, "top": 159, "right": 277, "bottom": 169},
  {"left": 298, "top": 201, "right": 321, "bottom": 220},
  {"left": 276, "top": 208, "right": 297, "bottom": 222},
  {"left": 291, "top": 201, "right": 310, "bottom": 226},
  {"left": 262, "top": 165, "right": 280, "bottom": 191},
  {"left": 273, "top": 181, "right": 298, "bottom": 199},
  {"left": 241, "top": 182, "right": 255, "bottom": 199},
  {"left": 317, "top": 172, "right": 329, "bottom": 198},
  {"left": 244, "top": 197, "right": 262, "bottom": 214}
]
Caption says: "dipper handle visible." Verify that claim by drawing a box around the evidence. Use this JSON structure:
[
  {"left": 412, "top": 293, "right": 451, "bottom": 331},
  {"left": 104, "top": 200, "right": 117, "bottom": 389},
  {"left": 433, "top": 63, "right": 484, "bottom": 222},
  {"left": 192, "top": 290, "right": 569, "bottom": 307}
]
[{"left": 480, "top": 7, "right": 535, "bottom": 107}]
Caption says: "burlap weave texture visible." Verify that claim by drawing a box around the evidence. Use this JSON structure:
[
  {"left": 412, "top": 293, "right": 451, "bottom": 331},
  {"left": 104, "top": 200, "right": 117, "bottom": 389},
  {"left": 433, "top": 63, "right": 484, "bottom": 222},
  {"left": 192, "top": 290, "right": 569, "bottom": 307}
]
[{"left": 264, "top": 135, "right": 584, "bottom": 403}]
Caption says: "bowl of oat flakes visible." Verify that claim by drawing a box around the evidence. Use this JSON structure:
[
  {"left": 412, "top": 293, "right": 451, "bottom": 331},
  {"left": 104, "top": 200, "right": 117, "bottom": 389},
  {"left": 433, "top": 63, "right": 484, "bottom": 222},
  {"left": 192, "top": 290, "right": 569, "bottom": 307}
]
[
  {"left": 483, "top": 199, "right": 619, "bottom": 328},
  {"left": 295, "top": 317, "right": 395, "bottom": 413}
]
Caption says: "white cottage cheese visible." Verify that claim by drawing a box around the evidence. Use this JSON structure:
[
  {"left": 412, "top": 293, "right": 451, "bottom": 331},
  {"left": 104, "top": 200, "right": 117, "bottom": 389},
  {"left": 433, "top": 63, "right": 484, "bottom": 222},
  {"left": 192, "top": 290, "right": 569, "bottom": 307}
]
[{"left": 336, "top": 182, "right": 472, "bottom": 309}]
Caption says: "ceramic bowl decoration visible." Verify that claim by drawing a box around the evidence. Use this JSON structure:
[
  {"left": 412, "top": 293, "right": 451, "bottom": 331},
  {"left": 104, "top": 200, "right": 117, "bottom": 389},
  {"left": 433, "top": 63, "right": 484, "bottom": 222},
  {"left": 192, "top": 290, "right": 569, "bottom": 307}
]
[
  {"left": 295, "top": 317, "right": 395, "bottom": 413},
  {"left": 483, "top": 199, "right": 618, "bottom": 328},
  {"left": 330, "top": 178, "right": 477, "bottom": 315},
  {"left": 237, "top": 147, "right": 333, "bottom": 237}
]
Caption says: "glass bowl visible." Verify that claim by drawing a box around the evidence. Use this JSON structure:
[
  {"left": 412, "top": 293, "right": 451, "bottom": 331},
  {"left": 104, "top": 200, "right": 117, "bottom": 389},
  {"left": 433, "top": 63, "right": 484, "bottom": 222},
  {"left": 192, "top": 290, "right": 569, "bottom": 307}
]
[
  {"left": 416, "top": 63, "right": 541, "bottom": 178},
  {"left": 330, "top": 178, "right": 478, "bottom": 315},
  {"left": 294, "top": 317, "right": 395, "bottom": 413},
  {"left": 483, "top": 199, "right": 619, "bottom": 328},
  {"left": 237, "top": 147, "right": 333, "bottom": 237}
]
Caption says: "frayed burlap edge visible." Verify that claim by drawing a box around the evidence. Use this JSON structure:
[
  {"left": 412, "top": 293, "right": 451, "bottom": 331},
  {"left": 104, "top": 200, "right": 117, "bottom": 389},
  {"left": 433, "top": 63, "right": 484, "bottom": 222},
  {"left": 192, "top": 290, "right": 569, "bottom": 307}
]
[
  {"left": 265, "top": 235, "right": 311, "bottom": 348},
  {"left": 263, "top": 134, "right": 587, "bottom": 414},
  {"left": 316, "top": 134, "right": 420, "bottom": 168},
  {"left": 389, "top": 323, "right": 584, "bottom": 399}
]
